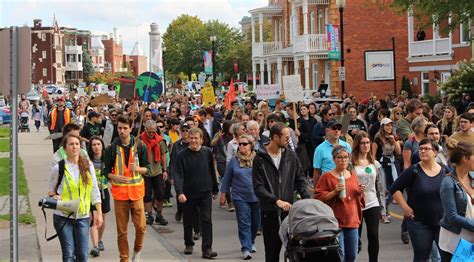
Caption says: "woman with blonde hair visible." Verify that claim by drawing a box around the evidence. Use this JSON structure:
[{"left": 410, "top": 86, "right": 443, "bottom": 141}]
[
  {"left": 390, "top": 107, "right": 404, "bottom": 123},
  {"left": 48, "top": 134, "right": 102, "bottom": 261},
  {"left": 437, "top": 105, "right": 458, "bottom": 138}
]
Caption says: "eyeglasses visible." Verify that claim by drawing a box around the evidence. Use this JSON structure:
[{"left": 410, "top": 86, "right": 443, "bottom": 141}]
[
  {"left": 181, "top": 129, "right": 189, "bottom": 133},
  {"left": 111, "top": 114, "right": 118, "bottom": 117},
  {"left": 336, "top": 156, "right": 349, "bottom": 160},
  {"left": 331, "top": 126, "right": 342, "bottom": 131},
  {"left": 419, "top": 147, "right": 433, "bottom": 152},
  {"left": 396, "top": 112, "right": 402, "bottom": 115},
  {"left": 239, "top": 142, "right": 250, "bottom": 146},
  {"left": 157, "top": 125, "right": 165, "bottom": 128}
]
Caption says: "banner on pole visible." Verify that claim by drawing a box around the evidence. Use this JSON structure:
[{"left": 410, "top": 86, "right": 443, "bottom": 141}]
[
  {"left": 203, "top": 51, "right": 213, "bottom": 75},
  {"left": 255, "top": 84, "right": 280, "bottom": 100},
  {"left": 327, "top": 24, "right": 340, "bottom": 61},
  {"left": 282, "top": 75, "right": 304, "bottom": 103}
]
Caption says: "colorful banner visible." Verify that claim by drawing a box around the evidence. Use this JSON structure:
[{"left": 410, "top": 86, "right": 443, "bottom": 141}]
[
  {"left": 255, "top": 84, "right": 280, "bottom": 100},
  {"left": 327, "top": 24, "right": 340, "bottom": 61},
  {"left": 203, "top": 51, "right": 213, "bottom": 75}
]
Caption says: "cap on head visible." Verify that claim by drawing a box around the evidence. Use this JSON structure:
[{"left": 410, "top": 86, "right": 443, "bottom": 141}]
[
  {"left": 380, "top": 118, "right": 393, "bottom": 126},
  {"left": 326, "top": 120, "right": 342, "bottom": 129},
  {"left": 88, "top": 111, "right": 100, "bottom": 119}
]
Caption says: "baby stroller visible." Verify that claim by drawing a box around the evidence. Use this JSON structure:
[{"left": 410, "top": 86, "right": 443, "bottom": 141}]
[
  {"left": 279, "top": 199, "right": 341, "bottom": 262},
  {"left": 18, "top": 112, "right": 30, "bottom": 132}
]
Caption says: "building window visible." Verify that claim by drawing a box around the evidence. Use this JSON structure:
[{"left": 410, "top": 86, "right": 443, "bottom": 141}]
[
  {"left": 441, "top": 72, "right": 451, "bottom": 83},
  {"left": 41, "top": 33, "right": 46, "bottom": 41},
  {"left": 310, "top": 12, "right": 315, "bottom": 34},
  {"left": 312, "top": 63, "right": 318, "bottom": 90},
  {"left": 42, "top": 68, "right": 47, "bottom": 77},
  {"left": 460, "top": 21, "right": 470, "bottom": 43},
  {"left": 421, "top": 72, "right": 430, "bottom": 95},
  {"left": 42, "top": 51, "right": 46, "bottom": 59},
  {"left": 318, "top": 10, "right": 324, "bottom": 34},
  {"left": 78, "top": 54, "right": 82, "bottom": 62}
]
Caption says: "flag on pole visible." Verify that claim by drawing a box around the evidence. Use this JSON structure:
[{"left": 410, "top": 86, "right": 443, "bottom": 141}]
[{"left": 224, "top": 78, "right": 236, "bottom": 110}]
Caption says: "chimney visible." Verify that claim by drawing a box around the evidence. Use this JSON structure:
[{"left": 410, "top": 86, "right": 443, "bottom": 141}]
[
  {"left": 33, "top": 19, "right": 42, "bottom": 28},
  {"left": 113, "top": 27, "right": 117, "bottom": 41}
]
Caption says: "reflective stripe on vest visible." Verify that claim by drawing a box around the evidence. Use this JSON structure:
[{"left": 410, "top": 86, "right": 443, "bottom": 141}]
[
  {"left": 60, "top": 165, "right": 92, "bottom": 217},
  {"left": 110, "top": 144, "right": 144, "bottom": 200},
  {"left": 94, "top": 168, "right": 108, "bottom": 190},
  {"left": 50, "top": 108, "right": 71, "bottom": 131}
]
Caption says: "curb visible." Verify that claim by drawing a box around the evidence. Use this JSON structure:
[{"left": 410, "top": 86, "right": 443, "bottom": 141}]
[{"left": 146, "top": 225, "right": 187, "bottom": 261}]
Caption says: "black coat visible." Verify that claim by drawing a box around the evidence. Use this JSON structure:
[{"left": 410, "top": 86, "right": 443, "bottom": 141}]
[{"left": 252, "top": 145, "right": 310, "bottom": 212}]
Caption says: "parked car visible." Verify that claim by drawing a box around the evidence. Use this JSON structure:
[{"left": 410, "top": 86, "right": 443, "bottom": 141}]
[
  {"left": 0, "top": 106, "right": 11, "bottom": 125},
  {"left": 45, "top": 85, "right": 66, "bottom": 94},
  {"left": 26, "top": 89, "right": 40, "bottom": 103}
]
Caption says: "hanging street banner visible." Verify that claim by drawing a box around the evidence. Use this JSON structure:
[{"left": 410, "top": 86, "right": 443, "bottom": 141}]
[
  {"left": 203, "top": 50, "right": 213, "bottom": 75},
  {"left": 327, "top": 24, "right": 340, "bottom": 61},
  {"left": 282, "top": 75, "right": 304, "bottom": 103},
  {"left": 136, "top": 71, "right": 164, "bottom": 102},
  {"left": 255, "top": 84, "right": 280, "bottom": 100},
  {"left": 202, "top": 84, "right": 216, "bottom": 106}
]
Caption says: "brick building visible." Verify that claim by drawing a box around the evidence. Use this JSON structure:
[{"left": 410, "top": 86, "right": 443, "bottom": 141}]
[
  {"left": 248, "top": 0, "right": 472, "bottom": 99},
  {"left": 102, "top": 31, "right": 124, "bottom": 74},
  {"left": 30, "top": 18, "right": 65, "bottom": 85},
  {"left": 129, "top": 42, "right": 147, "bottom": 77}
]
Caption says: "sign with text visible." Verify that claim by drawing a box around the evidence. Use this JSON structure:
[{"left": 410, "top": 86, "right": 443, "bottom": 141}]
[
  {"left": 202, "top": 86, "right": 216, "bottom": 106},
  {"left": 339, "top": 67, "right": 346, "bottom": 81},
  {"left": 282, "top": 75, "right": 304, "bottom": 103},
  {"left": 327, "top": 24, "right": 340, "bottom": 61},
  {"left": 365, "top": 50, "right": 394, "bottom": 81},
  {"left": 203, "top": 51, "right": 213, "bottom": 75},
  {"left": 255, "top": 84, "right": 280, "bottom": 100}
]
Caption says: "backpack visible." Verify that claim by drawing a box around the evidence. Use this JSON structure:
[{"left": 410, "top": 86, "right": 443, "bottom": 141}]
[{"left": 54, "top": 160, "right": 66, "bottom": 195}]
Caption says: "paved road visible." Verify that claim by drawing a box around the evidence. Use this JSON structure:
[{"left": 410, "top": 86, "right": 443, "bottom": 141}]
[{"left": 157, "top": 196, "right": 414, "bottom": 261}]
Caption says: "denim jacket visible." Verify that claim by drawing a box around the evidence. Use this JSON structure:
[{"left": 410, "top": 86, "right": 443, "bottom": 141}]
[{"left": 439, "top": 171, "right": 474, "bottom": 234}]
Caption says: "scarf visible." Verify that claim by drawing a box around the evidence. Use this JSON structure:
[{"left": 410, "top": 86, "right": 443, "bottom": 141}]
[
  {"left": 236, "top": 150, "right": 256, "bottom": 168},
  {"left": 140, "top": 132, "right": 163, "bottom": 162}
]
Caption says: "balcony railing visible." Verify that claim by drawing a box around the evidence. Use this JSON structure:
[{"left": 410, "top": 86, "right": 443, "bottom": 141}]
[
  {"left": 252, "top": 41, "right": 282, "bottom": 57},
  {"left": 65, "top": 62, "right": 83, "bottom": 71},
  {"left": 65, "top": 45, "right": 83, "bottom": 54},
  {"left": 293, "top": 34, "right": 328, "bottom": 53},
  {"left": 410, "top": 38, "right": 451, "bottom": 57}
]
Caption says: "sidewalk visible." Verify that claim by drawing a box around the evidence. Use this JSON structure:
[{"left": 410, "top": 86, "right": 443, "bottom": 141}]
[{"left": 19, "top": 124, "right": 185, "bottom": 261}]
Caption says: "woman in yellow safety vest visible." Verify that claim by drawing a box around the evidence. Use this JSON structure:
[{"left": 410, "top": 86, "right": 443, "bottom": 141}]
[
  {"left": 87, "top": 136, "right": 110, "bottom": 257},
  {"left": 48, "top": 134, "right": 102, "bottom": 261}
]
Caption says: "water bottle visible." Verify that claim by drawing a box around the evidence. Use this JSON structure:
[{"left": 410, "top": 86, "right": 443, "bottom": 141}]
[
  {"left": 134, "top": 153, "right": 139, "bottom": 165},
  {"left": 338, "top": 174, "right": 346, "bottom": 199}
]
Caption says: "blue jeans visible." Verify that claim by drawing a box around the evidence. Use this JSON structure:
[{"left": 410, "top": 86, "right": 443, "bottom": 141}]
[
  {"left": 405, "top": 219, "right": 440, "bottom": 262},
  {"left": 338, "top": 228, "right": 359, "bottom": 262},
  {"left": 233, "top": 200, "right": 260, "bottom": 252},
  {"left": 53, "top": 214, "right": 90, "bottom": 262}
]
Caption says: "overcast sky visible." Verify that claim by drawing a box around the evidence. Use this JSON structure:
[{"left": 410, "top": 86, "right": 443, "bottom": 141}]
[{"left": 1, "top": 0, "right": 267, "bottom": 56}]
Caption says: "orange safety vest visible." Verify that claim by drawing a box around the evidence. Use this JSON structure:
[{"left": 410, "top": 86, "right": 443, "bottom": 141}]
[
  {"left": 110, "top": 144, "right": 144, "bottom": 201},
  {"left": 50, "top": 107, "right": 71, "bottom": 131}
]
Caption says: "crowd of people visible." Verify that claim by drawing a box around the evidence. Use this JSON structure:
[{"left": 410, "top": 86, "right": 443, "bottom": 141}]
[{"left": 15, "top": 87, "right": 474, "bottom": 262}]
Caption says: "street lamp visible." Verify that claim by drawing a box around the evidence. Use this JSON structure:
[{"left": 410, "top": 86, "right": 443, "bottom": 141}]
[
  {"left": 336, "top": 0, "right": 346, "bottom": 98},
  {"left": 162, "top": 44, "right": 166, "bottom": 91},
  {"left": 210, "top": 35, "right": 217, "bottom": 90}
]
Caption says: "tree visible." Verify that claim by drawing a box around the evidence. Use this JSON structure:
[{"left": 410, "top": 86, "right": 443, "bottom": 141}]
[
  {"left": 163, "top": 15, "right": 207, "bottom": 81},
  {"left": 82, "top": 50, "right": 94, "bottom": 81},
  {"left": 441, "top": 59, "right": 474, "bottom": 112},
  {"left": 388, "top": 0, "right": 473, "bottom": 31}
]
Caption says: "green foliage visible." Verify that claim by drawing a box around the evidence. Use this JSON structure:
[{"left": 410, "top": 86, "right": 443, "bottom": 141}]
[
  {"left": 441, "top": 59, "right": 474, "bottom": 109},
  {"left": 423, "top": 93, "right": 441, "bottom": 108},
  {"left": 0, "top": 127, "right": 9, "bottom": 138},
  {"left": 0, "top": 139, "right": 9, "bottom": 152},
  {"left": 82, "top": 50, "right": 95, "bottom": 81},
  {"left": 0, "top": 158, "right": 29, "bottom": 195},
  {"left": 163, "top": 15, "right": 250, "bottom": 82},
  {"left": 401, "top": 75, "right": 413, "bottom": 98},
  {"left": 0, "top": 213, "right": 36, "bottom": 224},
  {"left": 388, "top": 0, "right": 473, "bottom": 32}
]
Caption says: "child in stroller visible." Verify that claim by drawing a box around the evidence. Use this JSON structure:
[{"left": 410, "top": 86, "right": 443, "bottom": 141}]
[
  {"left": 279, "top": 199, "right": 341, "bottom": 262},
  {"left": 19, "top": 112, "right": 30, "bottom": 132}
]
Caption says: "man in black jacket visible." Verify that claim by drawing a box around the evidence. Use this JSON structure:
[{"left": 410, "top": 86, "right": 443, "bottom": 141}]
[
  {"left": 252, "top": 122, "right": 310, "bottom": 262},
  {"left": 174, "top": 127, "right": 218, "bottom": 259}
]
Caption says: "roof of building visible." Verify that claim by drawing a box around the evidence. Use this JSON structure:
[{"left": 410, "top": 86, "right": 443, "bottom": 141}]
[{"left": 91, "top": 36, "right": 105, "bottom": 49}]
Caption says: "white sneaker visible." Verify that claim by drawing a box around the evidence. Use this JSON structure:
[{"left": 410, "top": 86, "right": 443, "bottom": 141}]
[
  {"left": 242, "top": 250, "right": 252, "bottom": 260},
  {"left": 132, "top": 250, "right": 141, "bottom": 262},
  {"left": 251, "top": 244, "right": 257, "bottom": 253}
]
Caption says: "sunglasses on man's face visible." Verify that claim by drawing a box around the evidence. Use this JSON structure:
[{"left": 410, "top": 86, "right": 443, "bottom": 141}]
[
  {"left": 157, "top": 125, "right": 165, "bottom": 128},
  {"left": 239, "top": 142, "right": 250, "bottom": 146},
  {"left": 331, "top": 126, "right": 342, "bottom": 131}
]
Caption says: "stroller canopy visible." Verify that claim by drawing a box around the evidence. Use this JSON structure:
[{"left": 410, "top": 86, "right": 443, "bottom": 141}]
[{"left": 280, "top": 199, "right": 339, "bottom": 244}]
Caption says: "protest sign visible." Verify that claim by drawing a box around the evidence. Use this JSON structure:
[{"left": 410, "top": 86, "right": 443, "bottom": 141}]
[
  {"left": 90, "top": 93, "right": 112, "bottom": 107},
  {"left": 255, "top": 84, "right": 280, "bottom": 100},
  {"left": 282, "top": 75, "right": 304, "bottom": 103},
  {"left": 202, "top": 86, "right": 216, "bottom": 106}
]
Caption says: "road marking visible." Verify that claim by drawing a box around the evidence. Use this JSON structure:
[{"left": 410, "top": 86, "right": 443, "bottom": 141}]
[{"left": 389, "top": 211, "right": 404, "bottom": 220}]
